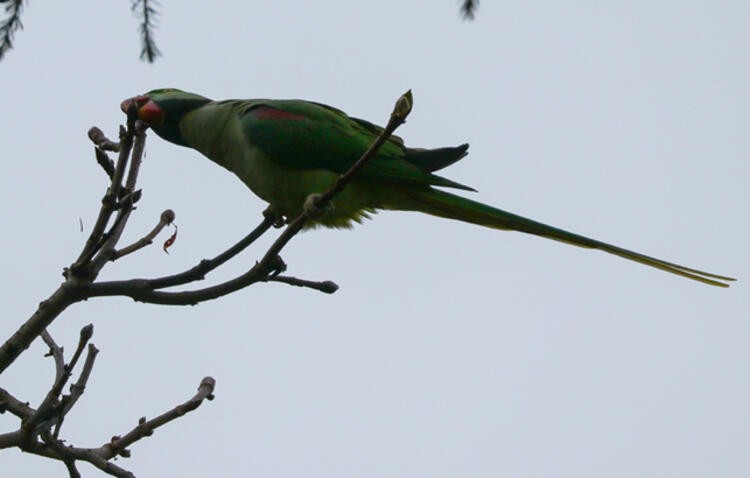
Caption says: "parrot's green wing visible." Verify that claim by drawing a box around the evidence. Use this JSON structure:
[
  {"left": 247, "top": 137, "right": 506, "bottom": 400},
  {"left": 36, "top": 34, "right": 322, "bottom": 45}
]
[{"left": 236, "top": 99, "right": 475, "bottom": 191}]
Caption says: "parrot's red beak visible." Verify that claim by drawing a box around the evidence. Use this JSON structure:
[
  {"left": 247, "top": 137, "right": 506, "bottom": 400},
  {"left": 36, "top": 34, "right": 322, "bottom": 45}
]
[{"left": 120, "top": 95, "right": 165, "bottom": 125}]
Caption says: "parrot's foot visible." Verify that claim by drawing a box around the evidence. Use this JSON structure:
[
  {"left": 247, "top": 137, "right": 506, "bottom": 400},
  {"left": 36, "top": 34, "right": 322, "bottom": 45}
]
[
  {"left": 263, "top": 205, "right": 287, "bottom": 228},
  {"left": 303, "top": 194, "right": 334, "bottom": 219},
  {"left": 265, "top": 255, "right": 287, "bottom": 277}
]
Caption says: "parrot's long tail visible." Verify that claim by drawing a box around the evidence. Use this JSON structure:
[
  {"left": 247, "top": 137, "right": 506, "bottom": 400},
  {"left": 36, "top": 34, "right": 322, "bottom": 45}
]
[{"left": 401, "top": 188, "right": 736, "bottom": 288}]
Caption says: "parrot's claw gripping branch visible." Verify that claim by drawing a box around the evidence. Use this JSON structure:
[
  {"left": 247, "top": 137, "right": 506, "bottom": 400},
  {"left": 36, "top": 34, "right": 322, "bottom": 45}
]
[
  {"left": 263, "top": 205, "right": 287, "bottom": 228},
  {"left": 303, "top": 193, "right": 335, "bottom": 219}
]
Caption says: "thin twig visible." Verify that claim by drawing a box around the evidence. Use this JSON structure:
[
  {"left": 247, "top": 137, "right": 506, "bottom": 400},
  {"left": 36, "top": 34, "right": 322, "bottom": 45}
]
[
  {"left": 5, "top": 373, "right": 206, "bottom": 478},
  {"left": 2, "top": 108, "right": 145, "bottom": 373},
  {"left": 63, "top": 457, "right": 81, "bottom": 478},
  {"left": 95, "top": 148, "right": 116, "bottom": 179},
  {"left": 24, "top": 325, "right": 94, "bottom": 435},
  {"left": 39, "top": 328, "right": 92, "bottom": 439},
  {"left": 67, "top": 324, "right": 94, "bottom": 374},
  {"left": 124, "top": 121, "right": 148, "bottom": 191},
  {"left": 113, "top": 209, "right": 175, "bottom": 260},
  {"left": 102, "top": 376, "right": 215, "bottom": 458},
  {"left": 54, "top": 343, "right": 99, "bottom": 438},
  {"left": 88, "top": 122, "right": 148, "bottom": 275},
  {"left": 109, "top": 121, "right": 134, "bottom": 201},
  {"left": 72, "top": 118, "right": 138, "bottom": 274},
  {"left": 147, "top": 211, "right": 276, "bottom": 289},
  {"left": 41, "top": 330, "right": 65, "bottom": 383},
  {"left": 266, "top": 275, "right": 339, "bottom": 294},
  {"left": 20, "top": 439, "right": 136, "bottom": 477},
  {"left": 87, "top": 265, "right": 273, "bottom": 305},
  {"left": 88, "top": 127, "right": 120, "bottom": 152},
  {"left": 0, "top": 386, "right": 35, "bottom": 419},
  {"left": 40, "top": 432, "right": 82, "bottom": 478},
  {"left": 0, "top": 284, "right": 80, "bottom": 374},
  {"left": 86, "top": 213, "right": 277, "bottom": 303}
]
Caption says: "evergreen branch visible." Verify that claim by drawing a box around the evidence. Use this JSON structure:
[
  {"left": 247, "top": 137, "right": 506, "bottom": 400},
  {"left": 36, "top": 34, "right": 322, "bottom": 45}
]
[
  {"left": 0, "top": 0, "right": 24, "bottom": 61},
  {"left": 460, "top": 0, "right": 479, "bottom": 20},
  {"left": 131, "top": 0, "right": 161, "bottom": 63}
]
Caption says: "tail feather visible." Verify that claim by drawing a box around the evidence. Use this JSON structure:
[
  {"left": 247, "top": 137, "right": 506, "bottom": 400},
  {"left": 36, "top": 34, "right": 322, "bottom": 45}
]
[
  {"left": 404, "top": 143, "right": 470, "bottom": 172},
  {"left": 402, "top": 188, "right": 736, "bottom": 288}
]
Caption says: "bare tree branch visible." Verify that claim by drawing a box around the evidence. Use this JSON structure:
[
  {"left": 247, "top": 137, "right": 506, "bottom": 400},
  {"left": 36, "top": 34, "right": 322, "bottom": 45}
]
[
  {"left": 72, "top": 120, "right": 138, "bottom": 277},
  {"left": 23, "top": 325, "right": 95, "bottom": 436},
  {"left": 267, "top": 275, "right": 340, "bottom": 294},
  {"left": 41, "top": 330, "right": 65, "bottom": 383},
  {"left": 144, "top": 209, "right": 277, "bottom": 289},
  {"left": 68, "top": 324, "right": 94, "bottom": 374},
  {"left": 0, "top": 387, "right": 34, "bottom": 419},
  {"left": 100, "top": 377, "right": 215, "bottom": 459},
  {"left": 113, "top": 209, "right": 175, "bottom": 259},
  {"left": 3, "top": 325, "right": 213, "bottom": 475},
  {"left": 0, "top": 111, "right": 140, "bottom": 374},
  {"left": 83, "top": 213, "right": 278, "bottom": 304},
  {"left": 0, "top": 284, "right": 82, "bottom": 374},
  {"left": 55, "top": 342, "right": 99, "bottom": 438},
  {"left": 88, "top": 127, "right": 120, "bottom": 152},
  {"left": 52, "top": 332, "right": 98, "bottom": 439},
  {"left": 0, "top": 429, "right": 23, "bottom": 450},
  {"left": 95, "top": 148, "right": 117, "bottom": 180},
  {"left": 63, "top": 459, "right": 81, "bottom": 478},
  {"left": 88, "top": 123, "right": 149, "bottom": 275},
  {"left": 9, "top": 377, "right": 214, "bottom": 476},
  {"left": 87, "top": 258, "right": 287, "bottom": 305},
  {"left": 19, "top": 437, "right": 136, "bottom": 477},
  {"left": 39, "top": 432, "right": 81, "bottom": 478}
]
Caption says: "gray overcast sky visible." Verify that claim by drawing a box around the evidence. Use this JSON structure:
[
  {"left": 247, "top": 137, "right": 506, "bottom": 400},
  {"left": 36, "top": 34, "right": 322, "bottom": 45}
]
[{"left": 1, "top": 1, "right": 748, "bottom": 476}]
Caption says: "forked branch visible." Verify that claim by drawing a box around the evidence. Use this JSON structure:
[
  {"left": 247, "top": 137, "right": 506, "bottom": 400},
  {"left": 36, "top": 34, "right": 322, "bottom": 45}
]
[{"left": 0, "top": 90, "right": 414, "bottom": 475}]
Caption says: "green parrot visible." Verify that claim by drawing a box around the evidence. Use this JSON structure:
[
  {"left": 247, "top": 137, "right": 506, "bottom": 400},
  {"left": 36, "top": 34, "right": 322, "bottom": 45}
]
[{"left": 120, "top": 88, "right": 735, "bottom": 287}]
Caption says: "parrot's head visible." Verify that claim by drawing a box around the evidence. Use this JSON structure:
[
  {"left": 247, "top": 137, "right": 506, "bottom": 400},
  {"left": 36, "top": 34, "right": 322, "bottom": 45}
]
[{"left": 120, "top": 88, "right": 211, "bottom": 146}]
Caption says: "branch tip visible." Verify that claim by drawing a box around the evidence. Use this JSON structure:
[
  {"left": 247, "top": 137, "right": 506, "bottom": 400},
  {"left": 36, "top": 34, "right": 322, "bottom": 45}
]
[
  {"left": 161, "top": 209, "right": 175, "bottom": 224},
  {"left": 79, "top": 324, "right": 93, "bottom": 342},
  {"left": 393, "top": 89, "right": 413, "bottom": 120}
]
